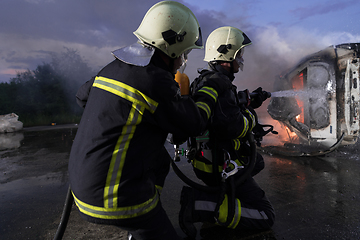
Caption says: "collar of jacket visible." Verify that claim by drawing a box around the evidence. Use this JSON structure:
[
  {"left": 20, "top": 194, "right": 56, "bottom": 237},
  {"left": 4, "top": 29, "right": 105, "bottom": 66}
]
[{"left": 150, "top": 51, "right": 176, "bottom": 78}]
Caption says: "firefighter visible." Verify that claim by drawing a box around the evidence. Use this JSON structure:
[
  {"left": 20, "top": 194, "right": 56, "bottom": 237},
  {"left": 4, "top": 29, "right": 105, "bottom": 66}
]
[
  {"left": 68, "top": 2, "right": 229, "bottom": 240},
  {"left": 179, "top": 26, "right": 275, "bottom": 239}
]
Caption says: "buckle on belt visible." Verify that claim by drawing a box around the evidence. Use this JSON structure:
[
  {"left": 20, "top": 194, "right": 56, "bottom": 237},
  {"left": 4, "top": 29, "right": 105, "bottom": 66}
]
[{"left": 221, "top": 150, "right": 244, "bottom": 181}]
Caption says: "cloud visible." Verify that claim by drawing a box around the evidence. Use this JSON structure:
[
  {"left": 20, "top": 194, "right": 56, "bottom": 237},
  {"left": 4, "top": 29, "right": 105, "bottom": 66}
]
[
  {"left": 0, "top": 0, "right": 359, "bottom": 85},
  {"left": 25, "top": 0, "right": 55, "bottom": 3},
  {"left": 321, "top": 31, "right": 360, "bottom": 46},
  {"left": 0, "top": 0, "right": 163, "bottom": 82},
  {"left": 0, "top": 0, "right": 230, "bottom": 82},
  {"left": 290, "top": 0, "right": 358, "bottom": 20}
]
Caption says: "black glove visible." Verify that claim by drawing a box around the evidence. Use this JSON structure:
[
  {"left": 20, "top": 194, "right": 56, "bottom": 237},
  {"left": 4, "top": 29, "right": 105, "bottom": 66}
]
[
  {"left": 238, "top": 89, "right": 251, "bottom": 107},
  {"left": 250, "top": 87, "right": 270, "bottom": 109}
]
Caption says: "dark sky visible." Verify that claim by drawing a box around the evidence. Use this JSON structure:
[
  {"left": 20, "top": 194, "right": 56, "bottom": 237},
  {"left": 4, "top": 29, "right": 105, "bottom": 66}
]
[{"left": 0, "top": 0, "right": 359, "bottom": 93}]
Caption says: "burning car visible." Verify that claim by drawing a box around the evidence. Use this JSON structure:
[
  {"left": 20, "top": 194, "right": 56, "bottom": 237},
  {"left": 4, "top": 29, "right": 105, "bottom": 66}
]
[{"left": 267, "top": 43, "right": 360, "bottom": 155}]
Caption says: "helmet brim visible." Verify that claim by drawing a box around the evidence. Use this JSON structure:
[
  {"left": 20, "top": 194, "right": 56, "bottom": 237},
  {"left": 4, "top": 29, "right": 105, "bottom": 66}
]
[{"left": 112, "top": 42, "right": 155, "bottom": 67}]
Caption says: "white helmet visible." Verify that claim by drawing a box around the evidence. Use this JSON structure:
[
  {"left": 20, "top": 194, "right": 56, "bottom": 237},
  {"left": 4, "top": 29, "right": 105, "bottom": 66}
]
[
  {"left": 204, "top": 26, "right": 251, "bottom": 62},
  {"left": 133, "top": 1, "right": 203, "bottom": 58}
]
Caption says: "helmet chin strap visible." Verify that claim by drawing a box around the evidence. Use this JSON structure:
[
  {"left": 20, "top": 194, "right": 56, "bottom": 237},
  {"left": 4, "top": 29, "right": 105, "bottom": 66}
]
[{"left": 230, "top": 61, "right": 235, "bottom": 76}]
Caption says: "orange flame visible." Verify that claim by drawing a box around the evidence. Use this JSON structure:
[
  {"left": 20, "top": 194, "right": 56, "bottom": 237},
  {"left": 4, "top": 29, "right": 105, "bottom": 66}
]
[{"left": 292, "top": 72, "right": 304, "bottom": 123}]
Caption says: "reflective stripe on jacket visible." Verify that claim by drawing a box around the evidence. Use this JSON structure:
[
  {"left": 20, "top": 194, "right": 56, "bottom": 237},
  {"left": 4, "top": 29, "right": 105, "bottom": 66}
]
[
  {"left": 69, "top": 56, "right": 218, "bottom": 223},
  {"left": 189, "top": 68, "right": 254, "bottom": 186}
]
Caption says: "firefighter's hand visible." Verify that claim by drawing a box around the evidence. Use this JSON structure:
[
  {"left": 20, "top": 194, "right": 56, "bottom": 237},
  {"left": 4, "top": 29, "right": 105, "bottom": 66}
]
[
  {"left": 250, "top": 87, "right": 270, "bottom": 109},
  {"left": 238, "top": 89, "right": 251, "bottom": 107}
]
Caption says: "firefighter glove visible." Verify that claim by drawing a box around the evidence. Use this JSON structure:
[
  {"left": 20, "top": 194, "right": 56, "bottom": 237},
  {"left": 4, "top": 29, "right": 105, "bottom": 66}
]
[{"left": 250, "top": 87, "right": 270, "bottom": 109}]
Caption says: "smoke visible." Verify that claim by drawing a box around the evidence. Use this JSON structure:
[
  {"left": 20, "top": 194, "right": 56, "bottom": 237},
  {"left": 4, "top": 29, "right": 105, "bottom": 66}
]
[
  {"left": 232, "top": 25, "right": 360, "bottom": 123},
  {"left": 1, "top": 0, "right": 360, "bottom": 117}
]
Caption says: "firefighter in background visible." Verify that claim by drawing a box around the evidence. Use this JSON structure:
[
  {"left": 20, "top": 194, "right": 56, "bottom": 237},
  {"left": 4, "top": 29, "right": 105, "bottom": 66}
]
[
  {"left": 179, "top": 26, "right": 275, "bottom": 239},
  {"left": 68, "top": 2, "right": 230, "bottom": 240}
]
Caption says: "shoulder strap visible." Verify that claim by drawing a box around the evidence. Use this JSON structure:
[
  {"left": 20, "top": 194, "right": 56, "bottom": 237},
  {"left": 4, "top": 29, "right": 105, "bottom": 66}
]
[{"left": 190, "top": 69, "right": 216, "bottom": 96}]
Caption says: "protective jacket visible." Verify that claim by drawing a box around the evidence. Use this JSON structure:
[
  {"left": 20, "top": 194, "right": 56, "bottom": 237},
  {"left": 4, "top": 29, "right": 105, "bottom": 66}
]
[
  {"left": 190, "top": 63, "right": 256, "bottom": 186},
  {"left": 68, "top": 54, "right": 218, "bottom": 224},
  {"left": 184, "top": 63, "right": 271, "bottom": 231}
]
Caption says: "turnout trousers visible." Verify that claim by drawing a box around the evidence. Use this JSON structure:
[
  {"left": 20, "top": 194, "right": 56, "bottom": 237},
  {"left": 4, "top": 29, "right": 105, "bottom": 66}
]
[{"left": 183, "top": 177, "right": 275, "bottom": 230}]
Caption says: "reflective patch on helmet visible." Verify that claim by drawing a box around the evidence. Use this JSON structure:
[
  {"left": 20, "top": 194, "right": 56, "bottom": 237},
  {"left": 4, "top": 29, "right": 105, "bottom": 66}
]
[
  {"left": 162, "top": 29, "right": 178, "bottom": 45},
  {"left": 217, "top": 44, "right": 232, "bottom": 54}
]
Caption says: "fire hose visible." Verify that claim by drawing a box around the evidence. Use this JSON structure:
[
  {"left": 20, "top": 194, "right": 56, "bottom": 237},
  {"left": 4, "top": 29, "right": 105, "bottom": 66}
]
[
  {"left": 171, "top": 133, "right": 256, "bottom": 193},
  {"left": 53, "top": 135, "right": 256, "bottom": 240},
  {"left": 53, "top": 186, "right": 73, "bottom": 240}
]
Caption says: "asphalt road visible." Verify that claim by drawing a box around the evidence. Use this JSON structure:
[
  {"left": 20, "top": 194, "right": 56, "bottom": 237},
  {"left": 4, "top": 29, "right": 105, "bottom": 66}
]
[{"left": 1, "top": 125, "right": 360, "bottom": 240}]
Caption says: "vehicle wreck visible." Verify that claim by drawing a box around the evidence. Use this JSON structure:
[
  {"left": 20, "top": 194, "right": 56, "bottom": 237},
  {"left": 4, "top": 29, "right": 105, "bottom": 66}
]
[{"left": 267, "top": 43, "right": 360, "bottom": 155}]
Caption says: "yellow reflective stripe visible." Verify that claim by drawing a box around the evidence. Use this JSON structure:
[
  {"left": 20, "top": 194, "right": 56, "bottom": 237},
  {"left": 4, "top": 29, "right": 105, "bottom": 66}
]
[
  {"left": 196, "top": 102, "right": 211, "bottom": 119},
  {"left": 73, "top": 191, "right": 159, "bottom": 220},
  {"left": 233, "top": 139, "right": 241, "bottom": 150},
  {"left": 237, "top": 116, "right": 249, "bottom": 138},
  {"left": 218, "top": 194, "right": 228, "bottom": 223},
  {"left": 245, "top": 109, "right": 256, "bottom": 130},
  {"left": 234, "top": 159, "right": 243, "bottom": 167},
  {"left": 198, "top": 86, "right": 218, "bottom": 102},
  {"left": 155, "top": 185, "right": 163, "bottom": 195},
  {"left": 92, "top": 76, "right": 159, "bottom": 209},
  {"left": 191, "top": 159, "right": 222, "bottom": 173},
  {"left": 93, "top": 76, "right": 158, "bottom": 113},
  {"left": 104, "top": 104, "right": 145, "bottom": 208},
  {"left": 228, "top": 198, "right": 241, "bottom": 229},
  {"left": 218, "top": 195, "right": 241, "bottom": 229},
  {"left": 192, "top": 158, "right": 243, "bottom": 173},
  {"left": 93, "top": 76, "right": 158, "bottom": 208}
]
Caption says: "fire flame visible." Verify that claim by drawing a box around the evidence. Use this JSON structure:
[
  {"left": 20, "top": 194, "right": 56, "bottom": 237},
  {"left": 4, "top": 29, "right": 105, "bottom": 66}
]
[
  {"left": 285, "top": 126, "right": 298, "bottom": 139},
  {"left": 292, "top": 72, "right": 304, "bottom": 123}
]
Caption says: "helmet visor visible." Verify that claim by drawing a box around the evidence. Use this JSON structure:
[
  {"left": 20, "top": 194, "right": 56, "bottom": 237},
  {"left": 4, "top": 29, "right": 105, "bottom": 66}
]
[
  {"left": 235, "top": 48, "right": 245, "bottom": 71},
  {"left": 180, "top": 49, "right": 192, "bottom": 68}
]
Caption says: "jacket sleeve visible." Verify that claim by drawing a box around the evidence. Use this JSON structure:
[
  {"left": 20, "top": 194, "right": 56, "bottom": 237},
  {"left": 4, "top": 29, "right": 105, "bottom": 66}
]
[
  {"left": 210, "top": 86, "right": 256, "bottom": 140},
  {"left": 151, "top": 75, "right": 219, "bottom": 138},
  {"left": 76, "top": 77, "right": 95, "bottom": 108}
]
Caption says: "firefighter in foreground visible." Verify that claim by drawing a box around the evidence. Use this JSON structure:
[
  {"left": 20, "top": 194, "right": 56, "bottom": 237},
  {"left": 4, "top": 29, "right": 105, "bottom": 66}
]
[
  {"left": 178, "top": 26, "right": 275, "bottom": 239},
  {"left": 68, "top": 2, "right": 230, "bottom": 240}
]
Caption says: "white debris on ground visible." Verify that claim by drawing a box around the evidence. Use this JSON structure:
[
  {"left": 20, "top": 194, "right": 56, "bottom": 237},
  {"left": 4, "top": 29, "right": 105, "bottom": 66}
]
[{"left": 0, "top": 113, "right": 23, "bottom": 133}]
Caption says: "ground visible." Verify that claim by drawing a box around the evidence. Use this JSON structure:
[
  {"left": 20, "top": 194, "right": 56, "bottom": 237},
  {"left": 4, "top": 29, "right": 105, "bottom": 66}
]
[{"left": 1, "top": 124, "right": 360, "bottom": 239}]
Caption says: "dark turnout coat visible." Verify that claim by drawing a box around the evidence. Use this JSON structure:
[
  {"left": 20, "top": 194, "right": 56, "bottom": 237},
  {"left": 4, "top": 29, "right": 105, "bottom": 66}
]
[
  {"left": 189, "top": 64, "right": 257, "bottom": 186},
  {"left": 68, "top": 55, "right": 219, "bottom": 224}
]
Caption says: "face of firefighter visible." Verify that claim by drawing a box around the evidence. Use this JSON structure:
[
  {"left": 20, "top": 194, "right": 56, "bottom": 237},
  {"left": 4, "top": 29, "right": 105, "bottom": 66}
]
[
  {"left": 171, "top": 50, "right": 191, "bottom": 73},
  {"left": 219, "top": 48, "right": 245, "bottom": 74},
  {"left": 158, "top": 50, "right": 190, "bottom": 73},
  {"left": 220, "top": 60, "right": 240, "bottom": 73},
  {"left": 173, "top": 56, "right": 183, "bottom": 73}
]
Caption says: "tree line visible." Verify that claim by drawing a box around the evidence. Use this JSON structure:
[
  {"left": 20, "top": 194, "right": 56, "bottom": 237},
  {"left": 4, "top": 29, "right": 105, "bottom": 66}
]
[{"left": 0, "top": 48, "right": 96, "bottom": 127}]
